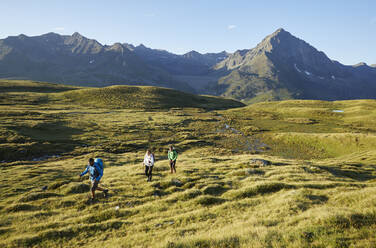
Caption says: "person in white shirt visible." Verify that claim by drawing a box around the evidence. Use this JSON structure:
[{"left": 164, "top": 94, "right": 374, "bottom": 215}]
[{"left": 143, "top": 149, "right": 155, "bottom": 182}]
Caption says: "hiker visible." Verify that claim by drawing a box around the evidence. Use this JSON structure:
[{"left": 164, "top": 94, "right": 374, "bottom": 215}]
[
  {"left": 144, "top": 149, "right": 155, "bottom": 182},
  {"left": 168, "top": 145, "right": 178, "bottom": 173},
  {"left": 79, "top": 158, "right": 108, "bottom": 200}
]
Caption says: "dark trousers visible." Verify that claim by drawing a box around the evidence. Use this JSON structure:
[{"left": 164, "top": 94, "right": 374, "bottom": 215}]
[
  {"left": 145, "top": 165, "right": 153, "bottom": 181},
  {"left": 169, "top": 160, "right": 176, "bottom": 173}
]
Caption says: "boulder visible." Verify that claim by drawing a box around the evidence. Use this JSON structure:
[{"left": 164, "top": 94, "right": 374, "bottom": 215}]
[{"left": 250, "top": 158, "right": 271, "bottom": 166}]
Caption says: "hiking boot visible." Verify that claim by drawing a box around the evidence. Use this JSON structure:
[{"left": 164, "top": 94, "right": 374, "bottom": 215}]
[{"left": 103, "top": 189, "right": 109, "bottom": 198}]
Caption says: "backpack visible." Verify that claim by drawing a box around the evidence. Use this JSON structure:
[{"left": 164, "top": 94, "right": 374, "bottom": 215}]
[{"left": 94, "top": 158, "right": 104, "bottom": 171}]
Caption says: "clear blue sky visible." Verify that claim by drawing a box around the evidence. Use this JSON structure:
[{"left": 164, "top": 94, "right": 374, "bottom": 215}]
[{"left": 1, "top": 0, "right": 375, "bottom": 65}]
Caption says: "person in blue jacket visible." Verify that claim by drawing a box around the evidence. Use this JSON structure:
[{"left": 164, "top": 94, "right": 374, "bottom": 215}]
[{"left": 79, "top": 158, "right": 108, "bottom": 200}]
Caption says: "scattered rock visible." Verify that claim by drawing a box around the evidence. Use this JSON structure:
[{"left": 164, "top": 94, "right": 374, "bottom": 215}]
[
  {"left": 115, "top": 206, "right": 120, "bottom": 211},
  {"left": 31, "top": 155, "right": 61, "bottom": 162},
  {"left": 41, "top": 186, "right": 48, "bottom": 191},
  {"left": 250, "top": 159, "right": 271, "bottom": 166}
]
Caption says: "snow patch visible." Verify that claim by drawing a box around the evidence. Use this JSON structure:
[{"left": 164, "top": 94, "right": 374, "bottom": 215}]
[
  {"left": 331, "top": 75, "right": 336, "bottom": 80},
  {"left": 294, "top": 64, "right": 301, "bottom": 73},
  {"left": 304, "top": 71, "right": 311, "bottom": 76},
  {"left": 332, "top": 110, "right": 344, "bottom": 113},
  {"left": 318, "top": 76, "right": 324, "bottom": 80},
  {"left": 89, "top": 60, "right": 95, "bottom": 64}
]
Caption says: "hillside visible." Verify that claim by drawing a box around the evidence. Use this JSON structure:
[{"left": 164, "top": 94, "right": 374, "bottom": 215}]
[
  {"left": 59, "top": 85, "right": 244, "bottom": 110},
  {"left": 0, "top": 81, "right": 376, "bottom": 247},
  {"left": 220, "top": 99, "right": 376, "bottom": 159},
  {"left": 0, "top": 80, "right": 79, "bottom": 93}
]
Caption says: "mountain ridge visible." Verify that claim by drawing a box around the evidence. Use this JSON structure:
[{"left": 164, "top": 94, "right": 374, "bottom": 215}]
[{"left": 0, "top": 30, "right": 375, "bottom": 102}]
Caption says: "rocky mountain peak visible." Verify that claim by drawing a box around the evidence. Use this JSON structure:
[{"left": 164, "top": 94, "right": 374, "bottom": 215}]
[
  {"left": 183, "top": 50, "right": 202, "bottom": 59},
  {"left": 353, "top": 62, "right": 368, "bottom": 67},
  {"left": 72, "top": 32, "right": 84, "bottom": 38},
  {"left": 137, "top": 44, "right": 147, "bottom": 49},
  {"left": 109, "top": 42, "right": 125, "bottom": 52}
]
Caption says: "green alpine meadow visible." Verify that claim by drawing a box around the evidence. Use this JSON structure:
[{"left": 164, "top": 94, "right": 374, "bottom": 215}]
[
  {"left": 1, "top": 80, "right": 375, "bottom": 247},
  {"left": 1, "top": 1, "right": 376, "bottom": 247}
]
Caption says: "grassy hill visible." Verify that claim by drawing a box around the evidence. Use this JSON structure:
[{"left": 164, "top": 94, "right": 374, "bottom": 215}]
[
  {"left": 59, "top": 85, "right": 245, "bottom": 110},
  {"left": 220, "top": 99, "right": 376, "bottom": 159},
  {"left": 0, "top": 80, "right": 375, "bottom": 247},
  {"left": 0, "top": 80, "right": 79, "bottom": 93}
]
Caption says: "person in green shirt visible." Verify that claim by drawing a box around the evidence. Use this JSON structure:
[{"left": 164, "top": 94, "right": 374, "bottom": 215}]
[{"left": 168, "top": 145, "right": 178, "bottom": 173}]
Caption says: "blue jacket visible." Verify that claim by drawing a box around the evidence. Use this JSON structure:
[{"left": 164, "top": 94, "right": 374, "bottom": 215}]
[{"left": 80, "top": 163, "right": 103, "bottom": 181}]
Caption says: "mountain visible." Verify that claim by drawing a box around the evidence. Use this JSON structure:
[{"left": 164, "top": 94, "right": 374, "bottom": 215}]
[
  {"left": 0, "top": 30, "right": 375, "bottom": 102},
  {"left": 129, "top": 44, "right": 228, "bottom": 76},
  {"left": 0, "top": 32, "right": 194, "bottom": 92},
  {"left": 210, "top": 28, "right": 376, "bottom": 102}
]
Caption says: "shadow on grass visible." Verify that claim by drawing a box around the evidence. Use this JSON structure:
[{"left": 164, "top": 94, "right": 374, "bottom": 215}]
[
  {"left": 318, "top": 165, "right": 376, "bottom": 181},
  {"left": 2, "top": 121, "right": 84, "bottom": 161}
]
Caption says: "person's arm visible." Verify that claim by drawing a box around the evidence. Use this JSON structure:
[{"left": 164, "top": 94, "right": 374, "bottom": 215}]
[
  {"left": 143, "top": 155, "right": 148, "bottom": 165},
  {"left": 168, "top": 151, "right": 172, "bottom": 161},
  {"left": 150, "top": 154, "right": 155, "bottom": 166},
  {"left": 80, "top": 166, "right": 89, "bottom": 177}
]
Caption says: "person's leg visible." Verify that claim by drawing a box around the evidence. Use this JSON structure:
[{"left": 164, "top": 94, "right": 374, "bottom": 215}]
[
  {"left": 91, "top": 180, "right": 98, "bottom": 199},
  {"left": 148, "top": 166, "right": 153, "bottom": 181},
  {"left": 169, "top": 160, "right": 173, "bottom": 173},
  {"left": 172, "top": 160, "right": 176, "bottom": 173},
  {"left": 145, "top": 165, "right": 150, "bottom": 182},
  {"left": 96, "top": 185, "right": 109, "bottom": 197}
]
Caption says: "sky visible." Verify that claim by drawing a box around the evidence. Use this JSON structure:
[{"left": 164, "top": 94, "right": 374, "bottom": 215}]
[{"left": 0, "top": 0, "right": 375, "bottom": 65}]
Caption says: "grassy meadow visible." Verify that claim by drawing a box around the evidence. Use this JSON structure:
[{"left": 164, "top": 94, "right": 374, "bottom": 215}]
[{"left": 0, "top": 80, "right": 375, "bottom": 247}]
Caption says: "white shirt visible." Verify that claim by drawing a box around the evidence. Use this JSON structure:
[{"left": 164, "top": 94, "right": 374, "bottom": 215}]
[{"left": 144, "top": 154, "right": 154, "bottom": 167}]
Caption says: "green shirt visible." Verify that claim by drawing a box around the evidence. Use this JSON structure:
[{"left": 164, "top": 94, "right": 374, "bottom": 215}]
[{"left": 168, "top": 150, "right": 178, "bottom": 161}]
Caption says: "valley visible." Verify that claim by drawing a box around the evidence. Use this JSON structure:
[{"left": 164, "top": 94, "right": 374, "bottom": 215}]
[{"left": 1, "top": 80, "right": 376, "bottom": 247}]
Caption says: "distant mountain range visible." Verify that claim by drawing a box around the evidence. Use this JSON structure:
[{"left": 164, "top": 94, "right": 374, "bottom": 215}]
[{"left": 0, "top": 29, "right": 375, "bottom": 102}]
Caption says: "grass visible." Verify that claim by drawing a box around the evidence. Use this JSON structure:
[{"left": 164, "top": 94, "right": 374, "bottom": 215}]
[
  {"left": 59, "top": 85, "right": 245, "bottom": 110},
  {"left": 0, "top": 80, "right": 376, "bottom": 247}
]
